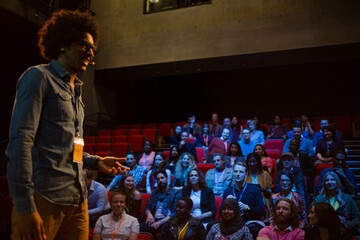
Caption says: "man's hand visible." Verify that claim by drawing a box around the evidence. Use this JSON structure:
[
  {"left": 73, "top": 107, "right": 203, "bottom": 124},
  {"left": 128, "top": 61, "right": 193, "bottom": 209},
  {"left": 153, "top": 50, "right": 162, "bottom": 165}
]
[
  {"left": 238, "top": 201, "right": 249, "bottom": 211},
  {"left": 151, "top": 221, "right": 162, "bottom": 230},
  {"left": 145, "top": 213, "right": 155, "bottom": 225},
  {"left": 96, "top": 156, "right": 129, "bottom": 175},
  {"left": 18, "top": 211, "right": 46, "bottom": 240}
]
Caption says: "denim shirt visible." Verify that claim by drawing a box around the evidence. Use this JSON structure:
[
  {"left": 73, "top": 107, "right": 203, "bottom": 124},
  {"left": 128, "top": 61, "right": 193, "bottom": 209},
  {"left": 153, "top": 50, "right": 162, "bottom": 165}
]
[{"left": 6, "top": 61, "right": 98, "bottom": 215}]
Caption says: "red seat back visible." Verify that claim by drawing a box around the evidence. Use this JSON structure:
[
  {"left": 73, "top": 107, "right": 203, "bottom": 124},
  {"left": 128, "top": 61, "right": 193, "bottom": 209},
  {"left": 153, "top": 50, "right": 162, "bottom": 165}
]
[
  {"left": 112, "top": 129, "right": 127, "bottom": 136},
  {"left": 140, "top": 193, "right": 151, "bottom": 220},
  {"left": 98, "top": 130, "right": 111, "bottom": 136},
  {"left": 128, "top": 129, "right": 142, "bottom": 136},
  {"left": 112, "top": 135, "right": 127, "bottom": 144},
  {"left": 111, "top": 143, "right": 130, "bottom": 158},
  {"left": 196, "top": 163, "right": 215, "bottom": 177},
  {"left": 142, "top": 128, "right": 157, "bottom": 145},
  {"left": 96, "top": 136, "right": 111, "bottom": 143},
  {"left": 196, "top": 147, "right": 205, "bottom": 163},
  {"left": 264, "top": 139, "right": 284, "bottom": 153},
  {"left": 158, "top": 123, "right": 172, "bottom": 138},
  {"left": 214, "top": 197, "right": 223, "bottom": 221},
  {"left": 128, "top": 135, "right": 145, "bottom": 153}
]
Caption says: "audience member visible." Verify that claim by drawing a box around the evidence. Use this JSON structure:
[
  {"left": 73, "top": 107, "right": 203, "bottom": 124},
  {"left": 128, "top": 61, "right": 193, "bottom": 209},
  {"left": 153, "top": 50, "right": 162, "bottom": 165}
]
[
  {"left": 253, "top": 116, "right": 268, "bottom": 139},
  {"left": 246, "top": 120, "right": 265, "bottom": 145},
  {"left": 225, "top": 141, "right": 245, "bottom": 168},
  {"left": 93, "top": 191, "right": 139, "bottom": 240},
  {"left": 160, "top": 197, "right": 206, "bottom": 240},
  {"left": 173, "top": 153, "right": 197, "bottom": 189},
  {"left": 205, "top": 153, "right": 233, "bottom": 197},
  {"left": 183, "top": 114, "right": 202, "bottom": 137},
  {"left": 283, "top": 126, "right": 315, "bottom": 157},
  {"left": 229, "top": 116, "right": 242, "bottom": 142},
  {"left": 168, "top": 145, "right": 180, "bottom": 166},
  {"left": 267, "top": 115, "right": 288, "bottom": 140},
  {"left": 146, "top": 152, "right": 172, "bottom": 193},
  {"left": 206, "top": 197, "right": 253, "bottom": 240},
  {"left": 312, "top": 119, "right": 340, "bottom": 147},
  {"left": 270, "top": 171, "right": 307, "bottom": 229},
  {"left": 182, "top": 168, "right": 217, "bottom": 225},
  {"left": 254, "top": 144, "right": 274, "bottom": 174},
  {"left": 195, "top": 123, "right": 212, "bottom": 148},
  {"left": 223, "top": 117, "right": 231, "bottom": 129},
  {"left": 300, "top": 114, "right": 315, "bottom": 137},
  {"left": 179, "top": 131, "right": 198, "bottom": 162},
  {"left": 238, "top": 128, "right": 257, "bottom": 159},
  {"left": 257, "top": 198, "right": 305, "bottom": 240},
  {"left": 315, "top": 151, "right": 358, "bottom": 195},
  {"left": 315, "top": 126, "right": 345, "bottom": 166},
  {"left": 138, "top": 140, "right": 156, "bottom": 171},
  {"left": 117, "top": 174, "right": 142, "bottom": 219},
  {"left": 222, "top": 162, "right": 265, "bottom": 238},
  {"left": 287, "top": 119, "right": 310, "bottom": 140},
  {"left": 275, "top": 152, "right": 306, "bottom": 198},
  {"left": 171, "top": 125, "right": 183, "bottom": 146},
  {"left": 140, "top": 170, "right": 181, "bottom": 236},
  {"left": 107, "top": 152, "right": 146, "bottom": 191},
  {"left": 245, "top": 153, "right": 273, "bottom": 218},
  {"left": 289, "top": 139, "right": 315, "bottom": 192},
  {"left": 83, "top": 168, "right": 110, "bottom": 228},
  {"left": 312, "top": 171, "right": 360, "bottom": 236},
  {"left": 305, "top": 202, "right": 352, "bottom": 240},
  {"left": 209, "top": 112, "right": 224, "bottom": 138},
  {"left": 205, "top": 128, "right": 231, "bottom": 162}
]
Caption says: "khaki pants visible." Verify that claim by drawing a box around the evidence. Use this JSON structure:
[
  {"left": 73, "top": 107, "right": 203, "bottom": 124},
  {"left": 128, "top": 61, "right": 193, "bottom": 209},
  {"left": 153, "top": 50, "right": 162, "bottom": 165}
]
[{"left": 11, "top": 193, "right": 89, "bottom": 240}]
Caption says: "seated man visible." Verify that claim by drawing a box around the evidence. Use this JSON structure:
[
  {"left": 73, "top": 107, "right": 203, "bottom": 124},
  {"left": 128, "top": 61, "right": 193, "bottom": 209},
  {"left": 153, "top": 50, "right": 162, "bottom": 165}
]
[
  {"left": 182, "top": 114, "right": 202, "bottom": 137},
  {"left": 179, "top": 131, "right": 198, "bottom": 162},
  {"left": 257, "top": 198, "right": 305, "bottom": 240},
  {"left": 238, "top": 128, "right": 257, "bottom": 159},
  {"left": 312, "top": 118, "right": 340, "bottom": 147},
  {"left": 205, "top": 153, "right": 232, "bottom": 197},
  {"left": 205, "top": 128, "right": 231, "bottom": 162},
  {"left": 283, "top": 126, "right": 315, "bottom": 157},
  {"left": 287, "top": 119, "right": 310, "bottom": 140},
  {"left": 222, "top": 161, "right": 265, "bottom": 238},
  {"left": 107, "top": 152, "right": 146, "bottom": 191},
  {"left": 83, "top": 168, "right": 110, "bottom": 228},
  {"left": 315, "top": 151, "right": 358, "bottom": 195},
  {"left": 140, "top": 170, "right": 181, "bottom": 236}
]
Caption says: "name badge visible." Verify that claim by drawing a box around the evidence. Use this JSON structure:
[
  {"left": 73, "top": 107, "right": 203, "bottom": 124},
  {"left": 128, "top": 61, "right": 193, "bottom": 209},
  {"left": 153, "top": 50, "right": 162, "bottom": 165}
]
[{"left": 73, "top": 137, "right": 84, "bottom": 163}]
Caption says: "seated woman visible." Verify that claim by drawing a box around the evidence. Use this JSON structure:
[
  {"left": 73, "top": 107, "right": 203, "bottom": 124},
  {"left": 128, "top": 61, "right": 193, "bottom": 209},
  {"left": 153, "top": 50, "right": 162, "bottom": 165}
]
[
  {"left": 146, "top": 153, "right": 172, "bottom": 193},
  {"left": 267, "top": 115, "right": 288, "bottom": 140},
  {"left": 173, "top": 153, "right": 196, "bottom": 189},
  {"left": 171, "top": 125, "right": 183, "bottom": 146},
  {"left": 160, "top": 197, "right": 206, "bottom": 240},
  {"left": 118, "top": 174, "right": 142, "bottom": 220},
  {"left": 225, "top": 141, "right": 244, "bottom": 168},
  {"left": 305, "top": 202, "right": 352, "bottom": 240},
  {"left": 181, "top": 168, "right": 217, "bottom": 225},
  {"left": 138, "top": 140, "right": 155, "bottom": 172},
  {"left": 195, "top": 123, "right": 212, "bottom": 148},
  {"left": 312, "top": 171, "right": 360, "bottom": 236},
  {"left": 206, "top": 197, "right": 253, "bottom": 240},
  {"left": 168, "top": 145, "right": 180, "bottom": 166},
  {"left": 229, "top": 116, "right": 241, "bottom": 143},
  {"left": 275, "top": 152, "right": 306, "bottom": 198},
  {"left": 270, "top": 171, "right": 307, "bottom": 229},
  {"left": 245, "top": 153, "right": 272, "bottom": 218},
  {"left": 254, "top": 144, "right": 274, "bottom": 174},
  {"left": 315, "top": 126, "right": 345, "bottom": 166},
  {"left": 93, "top": 191, "right": 139, "bottom": 240}
]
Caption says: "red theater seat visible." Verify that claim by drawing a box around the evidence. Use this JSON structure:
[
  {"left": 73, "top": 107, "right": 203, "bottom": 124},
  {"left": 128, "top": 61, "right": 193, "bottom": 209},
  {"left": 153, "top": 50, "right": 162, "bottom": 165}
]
[
  {"left": 112, "top": 135, "right": 127, "bottom": 143},
  {"left": 112, "top": 129, "right": 127, "bottom": 136},
  {"left": 128, "top": 135, "right": 145, "bottom": 153},
  {"left": 98, "top": 130, "right": 111, "bottom": 136},
  {"left": 127, "top": 129, "right": 141, "bottom": 136},
  {"left": 84, "top": 136, "right": 96, "bottom": 144},
  {"left": 158, "top": 123, "right": 172, "bottom": 139},
  {"left": 96, "top": 136, "right": 111, "bottom": 144},
  {"left": 111, "top": 143, "right": 130, "bottom": 158},
  {"left": 264, "top": 139, "right": 284, "bottom": 153},
  {"left": 142, "top": 128, "right": 157, "bottom": 145}
]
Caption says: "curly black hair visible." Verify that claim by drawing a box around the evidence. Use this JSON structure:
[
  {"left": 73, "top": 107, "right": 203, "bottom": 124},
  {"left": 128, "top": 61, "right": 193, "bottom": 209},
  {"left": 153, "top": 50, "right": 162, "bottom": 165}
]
[{"left": 37, "top": 9, "right": 99, "bottom": 61}]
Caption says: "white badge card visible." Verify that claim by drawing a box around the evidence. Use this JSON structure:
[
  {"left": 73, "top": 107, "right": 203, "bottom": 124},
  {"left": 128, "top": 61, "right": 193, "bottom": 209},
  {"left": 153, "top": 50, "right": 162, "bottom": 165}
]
[{"left": 73, "top": 137, "right": 84, "bottom": 163}]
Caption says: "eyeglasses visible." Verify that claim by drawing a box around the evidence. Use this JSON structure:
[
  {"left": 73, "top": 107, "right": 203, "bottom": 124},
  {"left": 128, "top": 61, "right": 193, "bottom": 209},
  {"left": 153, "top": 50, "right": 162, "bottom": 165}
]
[{"left": 79, "top": 40, "right": 98, "bottom": 54}]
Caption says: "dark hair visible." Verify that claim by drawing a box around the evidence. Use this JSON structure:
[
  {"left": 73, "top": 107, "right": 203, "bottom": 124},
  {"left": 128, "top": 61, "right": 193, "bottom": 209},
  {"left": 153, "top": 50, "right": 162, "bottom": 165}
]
[
  {"left": 37, "top": 9, "right": 99, "bottom": 61},
  {"left": 273, "top": 198, "right": 299, "bottom": 229},
  {"left": 279, "top": 170, "right": 294, "bottom": 188},
  {"left": 185, "top": 168, "right": 207, "bottom": 191},
  {"left": 110, "top": 190, "right": 126, "bottom": 204},
  {"left": 212, "top": 153, "right": 225, "bottom": 162},
  {"left": 254, "top": 144, "right": 268, "bottom": 157},
  {"left": 178, "top": 196, "right": 193, "bottom": 210},
  {"left": 153, "top": 152, "right": 166, "bottom": 169},
  {"left": 169, "top": 145, "right": 180, "bottom": 161},
  {"left": 313, "top": 202, "right": 341, "bottom": 229},
  {"left": 154, "top": 169, "right": 168, "bottom": 180},
  {"left": 323, "top": 125, "right": 338, "bottom": 141},
  {"left": 245, "top": 153, "right": 263, "bottom": 175},
  {"left": 83, "top": 168, "right": 93, "bottom": 179},
  {"left": 117, "top": 174, "right": 138, "bottom": 214},
  {"left": 227, "top": 141, "right": 243, "bottom": 157}
]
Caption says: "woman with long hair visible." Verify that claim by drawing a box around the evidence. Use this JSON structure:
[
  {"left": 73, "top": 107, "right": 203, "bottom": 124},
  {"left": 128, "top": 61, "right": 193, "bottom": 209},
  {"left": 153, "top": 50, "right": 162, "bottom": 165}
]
[
  {"left": 117, "top": 174, "right": 142, "bottom": 220},
  {"left": 173, "top": 153, "right": 197, "bottom": 189},
  {"left": 138, "top": 140, "right": 155, "bottom": 171},
  {"left": 225, "top": 141, "right": 244, "bottom": 169},
  {"left": 305, "top": 202, "right": 352, "bottom": 240},
  {"left": 206, "top": 197, "right": 253, "bottom": 239},
  {"left": 312, "top": 171, "right": 360, "bottom": 236},
  {"left": 267, "top": 115, "right": 288, "bottom": 140},
  {"left": 182, "top": 168, "right": 217, "bottom": 224},
  {"left": 245, "top": 153, "right": 272, "bottom": 219},
  {"left": 168, "top": 145, "right": 180, "bottom": 166},
  {"left": 146, "top": 152, "right": 172, "bottom": 193},
  {"left": 254, "top": 144, "right": 274, "bottom": 174}
]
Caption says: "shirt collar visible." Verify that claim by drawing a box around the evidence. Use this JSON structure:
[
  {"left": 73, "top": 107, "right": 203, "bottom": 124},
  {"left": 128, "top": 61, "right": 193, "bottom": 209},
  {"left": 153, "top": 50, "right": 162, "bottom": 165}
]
[
  {"left": 50, "top": 60, "right": 83, "bottom": 86},
  {"left": 275, "top": 225, "right": 293, "bottom": 231},
  {"left": 111, "top": 210, "right": 126, "bottom": 222},
  {"left": 89, "top": 180, "right": 95, "bottom": 192}
]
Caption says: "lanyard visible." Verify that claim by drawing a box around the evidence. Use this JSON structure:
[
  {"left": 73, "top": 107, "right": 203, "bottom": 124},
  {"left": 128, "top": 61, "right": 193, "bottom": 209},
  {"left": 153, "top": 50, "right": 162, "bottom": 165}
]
[
  {"left": 191, "top": 190, "right": 201, "bottom": 211},
  {"left": 215, "top": 169, "right": 226, "bottom": 187},
  {"left": 233, "top": 183, "right": 247, "bottom": 202},
  {"left": 178, "top": 221, "right": 189, "bottom": 240},
  {"left": 111, "top": 214, "right": 125, "bottom": 240}
]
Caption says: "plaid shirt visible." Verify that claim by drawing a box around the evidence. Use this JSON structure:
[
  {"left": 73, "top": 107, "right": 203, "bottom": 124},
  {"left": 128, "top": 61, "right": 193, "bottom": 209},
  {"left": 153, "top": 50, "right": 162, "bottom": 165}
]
[{"left": 107, "top": 165, "right": 146, "bottom": 191}]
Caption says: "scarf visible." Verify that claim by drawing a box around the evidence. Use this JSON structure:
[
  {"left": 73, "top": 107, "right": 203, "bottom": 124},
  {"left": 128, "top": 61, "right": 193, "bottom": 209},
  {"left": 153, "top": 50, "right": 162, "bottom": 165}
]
[{"left": 219, "top": 197, "right": 245, "bottom": 235}]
